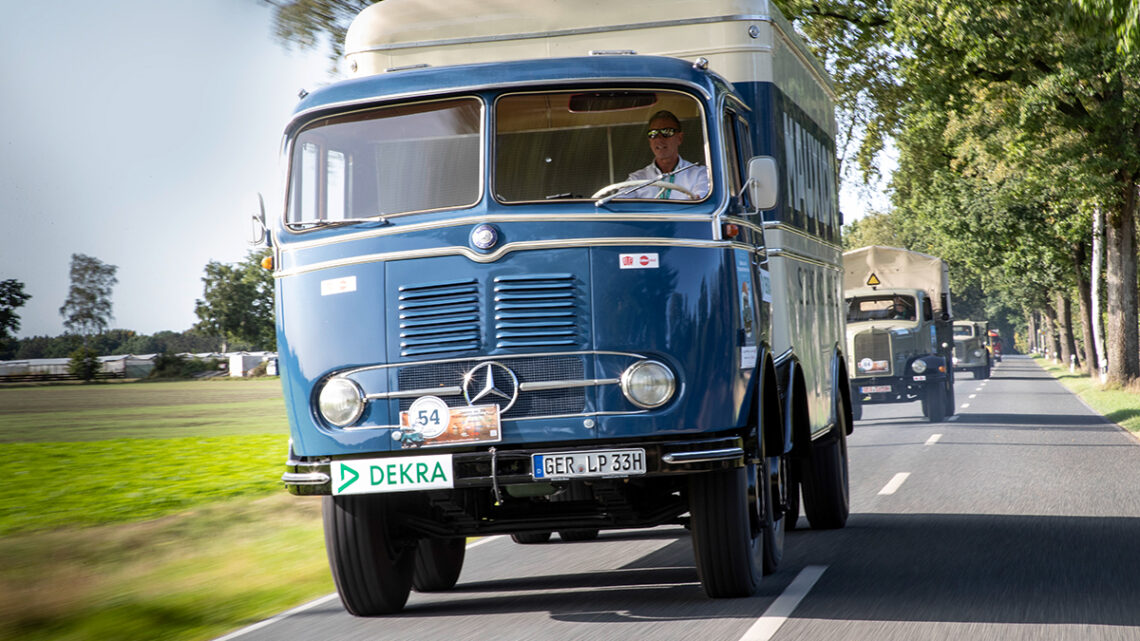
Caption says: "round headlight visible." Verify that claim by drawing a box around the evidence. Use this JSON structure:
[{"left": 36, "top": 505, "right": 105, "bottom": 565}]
[
  {"left": 911, "top": 359, "right": 928, "bottom": 374},
  {"left": 621, "top": 360, "right": 676, "bottom": 408},
  {"left": 974, "top": 349, "right": 985, "bottom": 358},
  {"left": 318, "top": 377, "right": 365, "bottom": 427}
]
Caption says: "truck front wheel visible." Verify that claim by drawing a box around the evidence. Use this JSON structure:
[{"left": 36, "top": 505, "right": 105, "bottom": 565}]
[
  {"left": 689, "top": 464, "right": 764, "bottom": 597},
  {"left": 926, "top": 383, "right": 947, "bottom": 422},
  {"left": 323, "top": 494, "right": 415, "bottom": 616}
]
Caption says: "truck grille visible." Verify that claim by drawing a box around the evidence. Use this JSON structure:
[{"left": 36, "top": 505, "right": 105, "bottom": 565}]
[
  {"left": 397, "top": 355, "right": 586, "bottom": 419},
  {"left": 853, "top": 331, "right": 892, "bottom": 377}
]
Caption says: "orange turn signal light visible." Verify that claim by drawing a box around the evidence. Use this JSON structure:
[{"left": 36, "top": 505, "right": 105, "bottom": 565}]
[
  {"left": 722, "top": 223, "right": 740, "bottom": 239},
  {"left": 260, "top": 255, "right": 274, "bottom": 270}
]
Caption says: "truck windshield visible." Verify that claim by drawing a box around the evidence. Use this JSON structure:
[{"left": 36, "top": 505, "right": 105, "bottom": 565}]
[
  {"left": 953, "top": 325, "right": 974, "bottom": 338},
  {"left": 494, "top": 89, "right": 709, "bottom": 203},
  {"left": 847, "top": 295, "right": 916, "bottom": 322},
  {"left": 286, "top": 97, "right": 482, "bottom": 227}
]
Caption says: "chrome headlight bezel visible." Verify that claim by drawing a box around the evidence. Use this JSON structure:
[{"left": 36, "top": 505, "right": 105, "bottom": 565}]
[
  {"left": 620, "top": 360, "right": 676, "bottom": 409},
  {"left": 317, "top": 377, "right": 365, "bottom": 427},
  {"left": 911, "top": 359, "right": 928, "bottom": 374}
]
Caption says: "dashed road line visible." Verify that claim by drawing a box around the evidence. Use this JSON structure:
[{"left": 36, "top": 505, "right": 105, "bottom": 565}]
[
  {"left": 738, "top": 565, "right": 828, "bottom": 641},
  {"left": 878, "top": 472, "right": 911, "bottom": 495},
  {"left": 925, "top": 433, "right": 942, "bottom": 446}
]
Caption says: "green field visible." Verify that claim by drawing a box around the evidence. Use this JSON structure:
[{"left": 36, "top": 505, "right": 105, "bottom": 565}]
[{"left": 0, "top": 379, "right": 333, "bottom": 641}]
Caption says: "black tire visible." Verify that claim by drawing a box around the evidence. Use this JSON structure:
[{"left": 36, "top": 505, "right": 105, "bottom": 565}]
[
  {"left": 973, "top": 366, "right": 984, "bottom": 380},
  {"left": 558, "top": 529, "right": 600, "bottom": 542},
  {"left": 412, "top": 537, "right": 466, "bottom": 592},
  {"left": 785, "top": 460, "right": 802, "bottom": 531},
  {"left": 801, "top": 405, "right": 850, "bottom": 530},
  {"left": 927, "top": 383, "right": 947, "bottom": 422},
  {"left": 510, "top": 531, "right": 552, "bottom": 544},
  {"left": 689, "top": 465, "right": 763, "bottom": 597},
  {"left": 323, "top": 495, "right": 415, "bottom": 616}
]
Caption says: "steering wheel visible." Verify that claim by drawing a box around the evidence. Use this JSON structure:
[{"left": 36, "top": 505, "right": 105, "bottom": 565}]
[{"left": 591, "top": 179, "right": 699, "bottom": 200}]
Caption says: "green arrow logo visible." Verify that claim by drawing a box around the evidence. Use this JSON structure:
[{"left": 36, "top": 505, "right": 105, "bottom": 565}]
[{"left": 337, "top": 463, "right": 359, "bottom": 494}]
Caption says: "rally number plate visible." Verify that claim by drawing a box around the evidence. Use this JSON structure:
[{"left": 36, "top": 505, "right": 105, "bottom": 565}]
[{"left": 532, "top": 448, "right": 646, "bottom": 480}]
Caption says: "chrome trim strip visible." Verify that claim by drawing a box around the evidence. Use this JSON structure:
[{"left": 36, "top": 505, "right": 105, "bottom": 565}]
[
  {"left": 662, "top": 447, "right": 744, "bottom": 464},
  {"left": 366, "top": 386, "right": 463, "bottom": 400},
  {"left": 281, "top": 212, "right": 715, "bottom": 252},
  {"left": 765, "top": 248, "right": 841, "bottom": 271},
  {"left": 760, "top": 220, "right": 844, "bottom": 252},
  {"left": 277, "top": 237, "right": 750, "bottom": 278},
  {"left": 772, "top": 348, "right": 794, "bottom": 367},
  {"left": 519, "top": 378, "right": 620, "bottom": 391},
  {"left": 348, "top": 15, "right": 773, "bottom": 54},
  {"left": 282, "top": 471, "right": 331, "bottom": 485}
]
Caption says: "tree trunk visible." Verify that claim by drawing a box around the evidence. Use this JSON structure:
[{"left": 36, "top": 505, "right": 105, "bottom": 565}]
[
  {"left": 1091, "top": 206, "right": 1107, "bottom": 379},
  {"left": 1104, "top": 174, "right": 1140, "bottom": 384},
  {"left": 1026, "top": 311, "right": 1038, "bottom": 353},
  {"left": 1056, "top": 290, "right": 1079, "bottom": 370},
  {"left": 1042, "top": 304, "right": 1061, "bottom": 362}
]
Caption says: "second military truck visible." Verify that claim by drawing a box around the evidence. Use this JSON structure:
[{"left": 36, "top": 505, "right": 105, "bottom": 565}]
[{"left": 844, "top": 246, "right": 955, "bottom": 422}]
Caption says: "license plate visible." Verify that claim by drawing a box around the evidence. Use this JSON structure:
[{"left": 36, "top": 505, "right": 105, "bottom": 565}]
[
  {"left": 532, "top": 448, "right": 646, "bottom": 480},
  {"left": 861, "top": 385, "right": 891, "bottom": 394}
]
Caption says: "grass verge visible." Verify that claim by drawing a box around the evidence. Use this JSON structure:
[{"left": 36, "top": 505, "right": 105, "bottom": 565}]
[
  {"left": 0, "top": 494, "right": 331, "bottom": 641},
  {"left": 1033, "top": 355, "right": 1140, "bottom": 434}
]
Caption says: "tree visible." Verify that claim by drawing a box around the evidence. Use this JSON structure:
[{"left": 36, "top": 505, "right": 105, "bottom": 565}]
[
  {"left": 262, "top": 0, "right": 374, "bottom": 69},
  {"left": 59, "top": 254, "right": 118, "bottom": 338},
  {"left": 0, "top": 279, "right": 32, "bottom": 359},
  {"left": 194, "top": 250, "right": 276, "bottom": 352},
  {"left": 67, "top": 346, "right": 101, "bottom": 382}
]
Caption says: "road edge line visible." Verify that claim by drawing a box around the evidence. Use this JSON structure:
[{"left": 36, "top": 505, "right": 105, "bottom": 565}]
[
  {"left": 209, "top": 535, "right": 506, "bottom": 641},
  {"left": 738, "top": 565, "right": 828, "bottom": 641}
]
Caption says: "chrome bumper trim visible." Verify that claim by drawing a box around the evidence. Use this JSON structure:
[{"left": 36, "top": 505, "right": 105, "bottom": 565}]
[{"left": 661, "top": 447, "right": 744, "bottom": 464}]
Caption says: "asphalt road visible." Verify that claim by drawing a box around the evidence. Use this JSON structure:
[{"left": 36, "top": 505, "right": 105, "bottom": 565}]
[{"left": 220, "top": 355, "right": 1140, "bottom": 641}]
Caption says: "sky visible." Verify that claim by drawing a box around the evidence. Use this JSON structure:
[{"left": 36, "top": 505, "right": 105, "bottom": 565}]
[
  {"left": 0, "top": 1, "right": 881, "bottom": 340},
  {"left": 0, "top": 0, "right": 334, "bottom": 338}
]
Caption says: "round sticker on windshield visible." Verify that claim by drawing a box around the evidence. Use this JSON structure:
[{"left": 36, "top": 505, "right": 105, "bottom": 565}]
[
  {"left": 859, "top": 358, "right": 874, "bottom": 372},
  {"left": 407, "top": 396, "right": 451, "bottom": 438}
]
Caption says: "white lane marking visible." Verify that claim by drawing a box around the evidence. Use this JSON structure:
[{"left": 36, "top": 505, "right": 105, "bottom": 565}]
[
  {"left": 211, "top": 536, "right": 506, "bottom": 640},
  {"left": 925, "top": 433, "right": 942, "bottom": 446},
  {"left": 878, "top": 472, "right": 911, "bottom": 495},
  {"left": 960, "top": 403, "right": 971, "bottom": 409},
  {"left": 738, "top": 565, "right": 828, "bottom": 641},
  {"left": 975, "top": 387, "right": 983, "bottom": 392},
  {"left": 968, "top": 394, "right": 977, "bottom": 399}
]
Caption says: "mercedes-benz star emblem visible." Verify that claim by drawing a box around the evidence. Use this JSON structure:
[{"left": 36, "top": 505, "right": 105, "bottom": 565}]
[
  {"left": 462, "top": 362, "right": 519, "bottom": 412},
  {"left": 470, "top": 223, "right": 499, "bottom": 251}
]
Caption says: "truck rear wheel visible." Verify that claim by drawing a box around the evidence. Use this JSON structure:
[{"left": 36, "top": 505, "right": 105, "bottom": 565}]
[
  {"left": 323, "top": 495, "right": 415, "bottom": 616},
  {"left": 801, "top": 403, "right": 850, "bottom": 529},
  {"left": 927, "top": 384, "right": 947, "bottom": 422},
  {"left": 412, "top": 537, "right": 466, "bottom": 592},
  {"left": 510, "top": 531, "right": 552, "bottom": 544},
  {"left": 689, "top": 465, "right": 764, "bottom": 597}
]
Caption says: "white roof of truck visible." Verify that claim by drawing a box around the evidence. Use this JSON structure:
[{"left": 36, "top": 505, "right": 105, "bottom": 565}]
[
  {"left": 344, "top": 0, "right": 835, "bottom": 137},
  {"left": 844, "top": 245, "right": 952, "bottom": 316}
]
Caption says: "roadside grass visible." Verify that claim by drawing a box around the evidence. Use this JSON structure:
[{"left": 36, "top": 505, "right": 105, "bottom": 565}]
[
  {"left": 0, "top": 380, "right": 334, "bottom": 641},
  {"left": 1033, "top": 355, "right": 1140, "bottom": 434}
]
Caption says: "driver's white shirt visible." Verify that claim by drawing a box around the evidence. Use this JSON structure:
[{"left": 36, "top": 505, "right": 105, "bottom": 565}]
[{"left": 625, "top": 157, "right": 710, "bottom": 200}]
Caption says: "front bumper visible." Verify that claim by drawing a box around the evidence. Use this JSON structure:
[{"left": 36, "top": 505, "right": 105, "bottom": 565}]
[
  {"left": 851, "top": 374, "right": 933, "bottom": 404},
  {"left": 283, "top": 435, "right": 745, "bottom": 496}
]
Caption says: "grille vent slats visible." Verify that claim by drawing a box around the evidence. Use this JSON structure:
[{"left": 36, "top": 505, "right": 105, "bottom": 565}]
[
  {"left": 399, "top": 279, "right": 480, "bottom": 357},
  {"left": 396, "top": 356, "right": 586, "bottom": 419},
  {"left": 853, "top": 331, "right": 893, "bottom": 377},
  {"left": 494, "top": 274, "right": 580, "bottom": 349}
]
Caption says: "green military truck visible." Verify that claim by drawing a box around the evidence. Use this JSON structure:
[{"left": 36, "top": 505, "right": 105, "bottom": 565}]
[
  {"left": 953, "top": 320, "right": 991, "bottom": 379},
  {"left": 844, "top": 246, "right": 955, "bottom": 422}
]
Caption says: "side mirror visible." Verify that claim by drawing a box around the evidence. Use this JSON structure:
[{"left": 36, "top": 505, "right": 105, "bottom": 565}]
[
  {"left": 745, "top": 156, "right": 779, "bottom": 212},
  {"left": 249, "top": 193, "right": 270, "bottom": 247}
]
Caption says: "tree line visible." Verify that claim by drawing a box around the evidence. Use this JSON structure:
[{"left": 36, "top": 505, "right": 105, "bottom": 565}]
[{"left": 1, "top": 250, "right": 275, "bottom": 361}]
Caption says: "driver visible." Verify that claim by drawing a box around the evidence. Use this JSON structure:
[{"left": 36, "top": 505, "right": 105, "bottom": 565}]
[{"left": 624, "top": 110, "right": 710, "bottom": 200}]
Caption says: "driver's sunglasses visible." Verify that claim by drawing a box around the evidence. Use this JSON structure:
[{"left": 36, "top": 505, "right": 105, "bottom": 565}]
[{"left": 646, "top": 128, "right": 678, "bottom": 139}]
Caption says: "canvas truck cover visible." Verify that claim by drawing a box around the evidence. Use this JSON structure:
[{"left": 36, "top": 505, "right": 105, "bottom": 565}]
[
  {"left": 844, "top": 246, "right": 952, "bottom": 317},
  {"left": 343, "top": 0, "right": 835, "bottom": 139}
]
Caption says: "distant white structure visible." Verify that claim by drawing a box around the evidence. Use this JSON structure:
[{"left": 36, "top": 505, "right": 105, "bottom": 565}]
[{"left": 228, "top": 352, "right": 277, "bottom": 378}]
